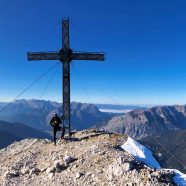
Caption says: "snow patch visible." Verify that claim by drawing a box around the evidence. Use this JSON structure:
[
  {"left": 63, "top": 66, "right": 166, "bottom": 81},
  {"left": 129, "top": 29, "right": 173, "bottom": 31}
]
[
  {"left": 121, "top": 137, "right": 161, "bottom": 169},
  {"left": 173, "top": 169, "right": 186, "bottom": 186},
  {"left": 121, "top": 137, "right": 186, "bottom": 186}
]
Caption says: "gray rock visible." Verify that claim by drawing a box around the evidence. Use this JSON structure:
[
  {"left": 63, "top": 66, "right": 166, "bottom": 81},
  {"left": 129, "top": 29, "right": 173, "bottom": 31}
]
[
  {"left": 21, "top": 167, "right": 29, "bottom": 175},
  {"left": 86, "top": 172, "right": 92, "bottom": 177},
  {"left": 52, "top": 156, "right": 58, "bottom": 161},
  {"left": 46, "top": 167, "right": 55, "bottom": 174},
  {"left": 76, "top": 172, "right": 83, "bottom": 179},
  {"left": 29, "top": 167, "right": 40, "bottom": 175},
  {"left": 48, "top": 172, "right": 54, "bottom": 179},
  {"left": 63, "top": 155, "right": 73, "bottom": 165},
  {"left": 42, "top": 139, "right": 51, "bottom": 144},
  {"left": 3, "top": 171, "right": 11, "bottom": 179},
  {"left": 40, "top": 168, "right": 47, "bottom": 172},
  {"left": 54, "top": 160, "right": 64, "bottom": 172},
  {"left": 9, "top": 170, "right": 20, "bottom": 177},
  {"left": 106, "top": 159, "right": 133, "bottom": 180}
]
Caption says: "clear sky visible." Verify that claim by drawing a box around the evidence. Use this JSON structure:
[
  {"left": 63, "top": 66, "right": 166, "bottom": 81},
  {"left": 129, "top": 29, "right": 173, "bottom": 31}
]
[{"left": 1, "top": 0, "right": 186, "bottom": 105}]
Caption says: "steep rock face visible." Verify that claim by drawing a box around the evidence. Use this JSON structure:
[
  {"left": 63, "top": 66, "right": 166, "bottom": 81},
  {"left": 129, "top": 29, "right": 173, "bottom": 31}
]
[
  {"left": 71, "top": 102, "right": 112, "bottom": 130},
  {"left": 0, "top": 130, "right": 175, "bottom": 186},
  {"left": 140, "top": 130, "right": 186, "bottom": 174},
  {"left": 0, "top": 99, "right": 113, "bottom": 131},
  {"left": 103, "top": 105, "right": 186, "bottom": 139}
]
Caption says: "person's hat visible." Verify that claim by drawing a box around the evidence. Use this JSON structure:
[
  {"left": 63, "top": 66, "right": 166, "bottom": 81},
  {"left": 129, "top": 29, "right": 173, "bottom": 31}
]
[{"left": 53, "top": 112, "right": 57, "bottom": 116}]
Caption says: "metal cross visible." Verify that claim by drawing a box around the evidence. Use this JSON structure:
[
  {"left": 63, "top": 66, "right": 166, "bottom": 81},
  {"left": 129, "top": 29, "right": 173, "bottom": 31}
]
[{"left": 27, "top": 18, "right": 105, "bottom": 136}]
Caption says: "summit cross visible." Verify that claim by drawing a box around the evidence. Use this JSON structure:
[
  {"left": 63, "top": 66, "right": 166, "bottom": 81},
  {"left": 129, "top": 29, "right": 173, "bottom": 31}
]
[{"left": 27, "top": 18, "right": 105, "bottom": 136}]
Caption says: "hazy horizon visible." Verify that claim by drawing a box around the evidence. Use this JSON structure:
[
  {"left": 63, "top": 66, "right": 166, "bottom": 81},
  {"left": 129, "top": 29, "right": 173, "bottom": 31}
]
[{"left": 0, "top": 98, "right": 185, "bottom": 107}]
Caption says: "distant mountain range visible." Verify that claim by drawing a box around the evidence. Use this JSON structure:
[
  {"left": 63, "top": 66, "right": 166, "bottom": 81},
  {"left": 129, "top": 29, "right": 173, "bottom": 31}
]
[
  {"left": 0, "top": 120, "right": 51, "bottom": 149},
  {"left": 103, "top": 105, "right": 186, "bottom": 139},
  {"left": 0, "top": 99, "right": 114, "bottom": 131}
]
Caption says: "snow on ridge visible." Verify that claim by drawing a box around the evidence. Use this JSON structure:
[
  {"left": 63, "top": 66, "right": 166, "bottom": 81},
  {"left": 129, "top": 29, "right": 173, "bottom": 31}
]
[
  {"left": 172, "top": 169, "right": 186, "bottom": 186},
  {"left": 121, "top": 136, "right": 161, "bottom": 169},
  {"left": 121, "top": 137, "right": 186, "bottom": 186}
]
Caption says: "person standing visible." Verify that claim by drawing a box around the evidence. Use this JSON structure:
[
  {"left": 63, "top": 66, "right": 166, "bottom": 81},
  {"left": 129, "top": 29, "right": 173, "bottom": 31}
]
[{"left": 50, "top": 112, "right": 65, "bottom": 145}]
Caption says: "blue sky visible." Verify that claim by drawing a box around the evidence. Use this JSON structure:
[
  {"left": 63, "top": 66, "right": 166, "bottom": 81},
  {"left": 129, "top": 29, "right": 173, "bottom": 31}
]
[{"left": 1, "top": 0, "right": 186, "bottom": 105}]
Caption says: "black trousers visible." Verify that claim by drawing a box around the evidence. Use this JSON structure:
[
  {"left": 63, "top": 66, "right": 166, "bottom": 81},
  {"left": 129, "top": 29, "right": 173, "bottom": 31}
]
[{"left": 53, "top": 126, "right": 65, "bottom": 144}]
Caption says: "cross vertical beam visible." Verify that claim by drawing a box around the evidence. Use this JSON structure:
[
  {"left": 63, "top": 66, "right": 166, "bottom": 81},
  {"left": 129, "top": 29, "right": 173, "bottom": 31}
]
[
  {"left": 62, "top": 18, "right": 69, "bottom": 50},
  {"left": 61, "top": 18, "right": 71, "bottom": 136},
  {"left": 27, "top": 18, "right": 105, "bottom": 137}
]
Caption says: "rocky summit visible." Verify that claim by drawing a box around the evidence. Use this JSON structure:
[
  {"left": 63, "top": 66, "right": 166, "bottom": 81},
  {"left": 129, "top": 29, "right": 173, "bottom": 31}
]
[{"left": 0, "top": 130, "right": 176, "bottom": 186}]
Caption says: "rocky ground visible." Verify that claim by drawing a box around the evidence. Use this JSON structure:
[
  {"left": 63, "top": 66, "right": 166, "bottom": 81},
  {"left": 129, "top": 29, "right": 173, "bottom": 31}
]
[{"left": 0, "top": 129, "right": 176, "bottom": 186}]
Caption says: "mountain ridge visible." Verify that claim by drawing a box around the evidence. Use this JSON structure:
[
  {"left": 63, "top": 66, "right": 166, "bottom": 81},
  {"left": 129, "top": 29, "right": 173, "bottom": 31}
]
[
  {"left": 103, "top": 105, "right": 186, "bottom": 139},
  {"left": 0, "top": 99, "right": 114, "bottom": 131}
]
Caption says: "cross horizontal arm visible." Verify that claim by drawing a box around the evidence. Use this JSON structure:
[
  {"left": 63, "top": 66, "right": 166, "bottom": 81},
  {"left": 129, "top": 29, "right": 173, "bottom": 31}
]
[
  {"left": 27, "top": 52, "right": 62, "bottom": 61},
  {"left": 27, "top": 51, "right": 105, "bottom": 61},
  {"left": 71, "top": 52, "right": 105, "bottom": 61}
]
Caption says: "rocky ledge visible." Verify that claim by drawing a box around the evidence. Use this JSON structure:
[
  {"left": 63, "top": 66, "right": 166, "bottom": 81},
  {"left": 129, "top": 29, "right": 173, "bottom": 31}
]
[{"left": 0, "top": 129, "right": 176, "bottom": 186}]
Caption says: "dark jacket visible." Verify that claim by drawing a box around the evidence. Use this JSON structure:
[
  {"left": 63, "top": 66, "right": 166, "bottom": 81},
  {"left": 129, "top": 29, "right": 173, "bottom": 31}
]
[{"left": 50, "top": 116, "right": 62, "bottom": 128}]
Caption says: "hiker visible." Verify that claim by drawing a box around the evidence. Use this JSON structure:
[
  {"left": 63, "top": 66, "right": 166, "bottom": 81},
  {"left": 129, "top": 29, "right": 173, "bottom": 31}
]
[{"left": 49, "top": 112, "right": 65, "bottom": 145}]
